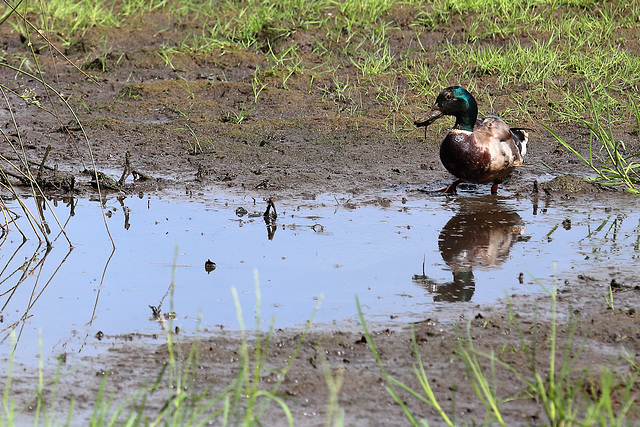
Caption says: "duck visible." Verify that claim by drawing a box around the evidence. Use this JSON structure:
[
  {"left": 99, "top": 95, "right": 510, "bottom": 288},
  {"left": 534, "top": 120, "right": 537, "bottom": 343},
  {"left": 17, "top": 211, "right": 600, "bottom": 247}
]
[{"left": 414, "top": 86, "right": 528, "bottom": 194}]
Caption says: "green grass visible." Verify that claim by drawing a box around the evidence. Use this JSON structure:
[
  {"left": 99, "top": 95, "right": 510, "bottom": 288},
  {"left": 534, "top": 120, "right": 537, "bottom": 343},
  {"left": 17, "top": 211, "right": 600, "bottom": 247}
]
[
  {"left": 356, "top": 296, "right": 449, "bottom": 426},
  {"left": 359, "top": 285, "right": 640, "bottom": 426},
  {"left": 3, "top": 0, "right": 640, "bottom": 141}
]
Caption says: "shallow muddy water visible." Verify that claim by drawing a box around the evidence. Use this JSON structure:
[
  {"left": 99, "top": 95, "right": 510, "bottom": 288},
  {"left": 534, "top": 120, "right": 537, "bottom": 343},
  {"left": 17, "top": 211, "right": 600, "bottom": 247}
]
[{"left": 1, "top": 191, "right": 638, "bottom": 362}]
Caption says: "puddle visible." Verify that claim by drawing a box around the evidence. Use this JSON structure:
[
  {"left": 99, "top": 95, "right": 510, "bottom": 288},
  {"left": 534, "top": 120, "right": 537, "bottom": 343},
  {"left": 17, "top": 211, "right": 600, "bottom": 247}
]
[{"left": 1, "top": 192, "right": 638, "bottom": 362}]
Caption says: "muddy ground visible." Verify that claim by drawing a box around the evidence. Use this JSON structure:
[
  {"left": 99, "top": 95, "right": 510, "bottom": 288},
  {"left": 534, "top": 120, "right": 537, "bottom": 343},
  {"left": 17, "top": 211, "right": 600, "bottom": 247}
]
[{"left": 1, "top": 9, "right": 640, "bottom": 426}]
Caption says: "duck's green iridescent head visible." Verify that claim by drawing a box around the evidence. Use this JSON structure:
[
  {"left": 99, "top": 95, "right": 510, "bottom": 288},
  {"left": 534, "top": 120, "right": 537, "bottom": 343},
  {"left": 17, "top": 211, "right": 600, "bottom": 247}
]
[{"left": 414, "top": 86, "right": 478, "bottom": 132}]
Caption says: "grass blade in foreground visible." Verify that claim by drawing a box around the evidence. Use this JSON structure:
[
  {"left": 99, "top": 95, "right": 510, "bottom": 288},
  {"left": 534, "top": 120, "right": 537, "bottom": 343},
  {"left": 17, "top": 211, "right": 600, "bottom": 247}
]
[{"left": 356, "top": 296, "right": 453, "bottom": 427}]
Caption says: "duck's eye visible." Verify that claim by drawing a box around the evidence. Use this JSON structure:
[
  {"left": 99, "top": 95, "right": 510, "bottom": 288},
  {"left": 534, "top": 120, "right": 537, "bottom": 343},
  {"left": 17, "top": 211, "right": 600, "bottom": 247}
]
[{"left": 445, "top": 93, "right": 453, "bottom": 100}]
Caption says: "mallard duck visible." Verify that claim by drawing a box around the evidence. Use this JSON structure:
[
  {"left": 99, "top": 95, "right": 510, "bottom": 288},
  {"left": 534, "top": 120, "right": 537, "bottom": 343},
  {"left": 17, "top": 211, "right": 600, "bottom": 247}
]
[{"left": 414, "top": 86, "right": 528, "bottom": 194}]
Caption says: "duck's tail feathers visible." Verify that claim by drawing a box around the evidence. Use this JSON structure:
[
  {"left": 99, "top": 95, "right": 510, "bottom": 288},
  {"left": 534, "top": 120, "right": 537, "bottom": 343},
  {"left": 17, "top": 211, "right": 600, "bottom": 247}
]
[{"left": 510, "top": 128, "right": 528, "bottom": 160}]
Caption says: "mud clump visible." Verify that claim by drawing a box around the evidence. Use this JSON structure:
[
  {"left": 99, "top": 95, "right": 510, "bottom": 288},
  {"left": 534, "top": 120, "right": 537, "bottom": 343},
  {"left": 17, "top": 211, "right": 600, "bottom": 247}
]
[{"left": 541, "top": 174, "right": 609, "bottom": 194}]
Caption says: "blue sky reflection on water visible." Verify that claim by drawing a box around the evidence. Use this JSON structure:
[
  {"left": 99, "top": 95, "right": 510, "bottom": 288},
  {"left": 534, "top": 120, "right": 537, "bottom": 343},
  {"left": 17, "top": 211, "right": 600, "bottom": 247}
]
[{"left": 0, "top": 193, "right": 638, "bottom": 360}]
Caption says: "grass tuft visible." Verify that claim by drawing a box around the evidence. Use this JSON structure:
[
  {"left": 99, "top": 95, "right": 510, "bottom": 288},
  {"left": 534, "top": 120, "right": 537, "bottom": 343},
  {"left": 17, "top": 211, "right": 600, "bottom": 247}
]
[
  {"left": 544, "top": 90, "right": 640, "bottom": 194},
  {"left": 357, "top": 296, "right": 454, "bottom": 426}
]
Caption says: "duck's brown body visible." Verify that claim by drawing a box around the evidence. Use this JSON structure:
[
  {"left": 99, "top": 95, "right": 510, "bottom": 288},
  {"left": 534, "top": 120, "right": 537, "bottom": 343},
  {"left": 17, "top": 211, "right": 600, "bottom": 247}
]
[{"left": 440, "top": 116, "right": 524, "bottom": 184}]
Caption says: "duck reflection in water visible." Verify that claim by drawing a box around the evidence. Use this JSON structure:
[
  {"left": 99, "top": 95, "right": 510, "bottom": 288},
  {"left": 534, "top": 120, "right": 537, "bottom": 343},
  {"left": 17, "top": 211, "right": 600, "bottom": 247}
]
[{"left": 413, "top": 201, "right": 528, "bottom": 302}]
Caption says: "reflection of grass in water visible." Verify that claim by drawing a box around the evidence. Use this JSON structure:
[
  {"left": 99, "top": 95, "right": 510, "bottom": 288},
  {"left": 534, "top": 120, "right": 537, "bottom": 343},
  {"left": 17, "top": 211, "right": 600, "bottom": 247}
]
[
  {"left": 0, "top": 272, "right": 320, "bottom": 426},
  {"left": 358, "top": 283, "right": 639, "bottom": 426}
]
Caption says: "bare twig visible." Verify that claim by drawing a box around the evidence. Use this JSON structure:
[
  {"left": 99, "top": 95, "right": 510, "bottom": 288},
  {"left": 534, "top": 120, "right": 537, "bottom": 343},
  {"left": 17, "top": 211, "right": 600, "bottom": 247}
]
[{"left": 36, "top": 145, "right": 52, "bottom": 183}]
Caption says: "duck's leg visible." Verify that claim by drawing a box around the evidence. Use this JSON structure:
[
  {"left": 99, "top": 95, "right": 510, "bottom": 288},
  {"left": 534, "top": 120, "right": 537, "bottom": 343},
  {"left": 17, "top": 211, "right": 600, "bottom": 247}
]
[
  {"left": 435, "top": 179, "right": 463, "bottom": 194},
  {"left": 490, "top": 182, "right": 499, "bottom": 194}
]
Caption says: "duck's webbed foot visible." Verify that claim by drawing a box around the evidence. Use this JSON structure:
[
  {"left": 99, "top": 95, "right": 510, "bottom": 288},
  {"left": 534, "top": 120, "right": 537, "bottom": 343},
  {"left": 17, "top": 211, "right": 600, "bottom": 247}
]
[{"left": 435, "top": 179, "right": 463, "bottom": 194}]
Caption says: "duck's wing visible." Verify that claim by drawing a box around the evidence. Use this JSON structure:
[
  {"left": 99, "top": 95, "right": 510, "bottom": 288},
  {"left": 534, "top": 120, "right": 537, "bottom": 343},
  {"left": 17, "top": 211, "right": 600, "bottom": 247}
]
[
  {"left": 474, "top": 114, "right": 525, "bottom": 165},
  {"left": 509, "top": 128, "right": 528, "bottom": 159}
]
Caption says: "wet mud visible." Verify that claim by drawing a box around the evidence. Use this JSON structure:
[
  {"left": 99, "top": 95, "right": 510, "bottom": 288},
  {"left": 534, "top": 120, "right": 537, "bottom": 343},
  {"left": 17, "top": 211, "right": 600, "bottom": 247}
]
[{"left": 1, "top": 11, "right": 639, "bottom": 426}]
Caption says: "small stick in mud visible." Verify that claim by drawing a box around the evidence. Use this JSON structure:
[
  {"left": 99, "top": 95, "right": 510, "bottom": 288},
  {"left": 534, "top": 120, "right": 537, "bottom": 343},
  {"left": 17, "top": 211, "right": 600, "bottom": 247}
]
[
  {"left": 263, "top": 198, "right": 277, "bottom": 223},
  {"left": 117, "top": 151, "right": 153, "bottom": 185},
  {"left": 149, "top": 305, "right": 162, "bottom": 320},
  {"left": 37, "top": 145, "right": 52, "bottom": 183},
  {"left": 85, "top": 151, "right": 153, "bottom": 190},
  {"left": 117, "top": 151, "right": 132, "bottom": 187},
  {"left": 1, "top": 148, "right": 75, "bottom": 191},
  {"left": 263, "top": 198, "right": 277, "bottom": 240}
]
